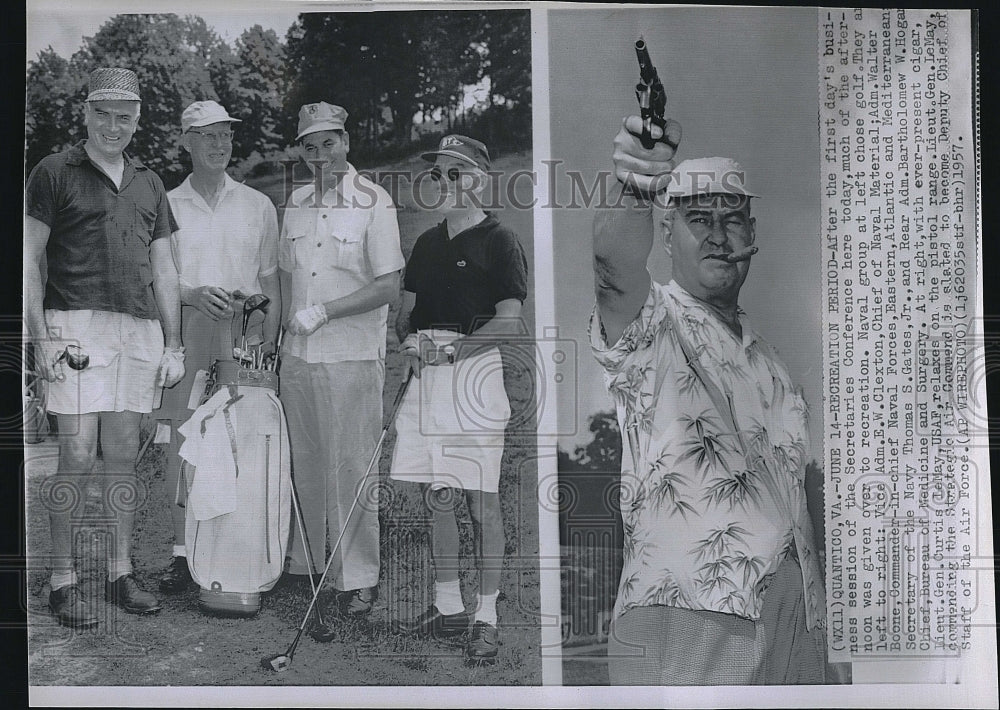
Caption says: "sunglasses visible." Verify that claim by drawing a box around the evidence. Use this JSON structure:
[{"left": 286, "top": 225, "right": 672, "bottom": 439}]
[{"left": 430, "top": 167, "right": 463, "bottom": 182}]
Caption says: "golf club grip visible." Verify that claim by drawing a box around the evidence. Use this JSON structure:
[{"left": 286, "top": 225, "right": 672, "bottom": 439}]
[{"left": 387, "top": 369, "right": 414, "bottom": 425}]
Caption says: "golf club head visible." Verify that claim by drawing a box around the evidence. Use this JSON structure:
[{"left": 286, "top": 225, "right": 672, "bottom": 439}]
[
  {"left": 241, "top": 294, "right": 271, "bottom": 341},
  {"left": 309, "top": 623, "right": 336, "bottom": 644},
  {"left": 244, "top": 293, "right": 271, "bottom": 314},
  {"left": 58, "top": 345, "right": 90, "bottom": 371},
  {"left": 261, "top": 653, "right": 291, "bottom": 672}
]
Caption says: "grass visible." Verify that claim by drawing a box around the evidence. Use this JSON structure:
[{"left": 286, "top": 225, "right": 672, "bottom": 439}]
[{"left": 25, "top": 150, "right": 540, "bottom": 686}]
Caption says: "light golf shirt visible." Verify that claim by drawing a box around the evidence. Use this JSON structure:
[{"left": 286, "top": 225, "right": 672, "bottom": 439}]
[
  {"left": 279, "top": 164, "right": 404, "bottom": 363},
  {"left": 168, "top": 173, "right": 279, "bottom": 295},
  {"left": 590, "top": 279, "right": 825, "bottom": 630}
]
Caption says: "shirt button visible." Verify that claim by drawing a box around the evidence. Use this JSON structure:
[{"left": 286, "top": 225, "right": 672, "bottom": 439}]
[
  {"left": 321, "top": 214, "right": 327, "bottom": 219},
  {"left": 312, "top": 272, "right": 317, "bottom": 277},
  {"left": 317, "top": 242, "right": 322, "bottom": 247}
]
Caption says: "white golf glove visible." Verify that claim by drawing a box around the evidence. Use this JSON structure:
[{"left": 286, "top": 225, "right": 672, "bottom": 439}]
[
  {"left": 156, "top": 346, "right": 186, "bottom": 388},
  {"left": 289, "top": 305, "right": 328, "bottom": 336}
]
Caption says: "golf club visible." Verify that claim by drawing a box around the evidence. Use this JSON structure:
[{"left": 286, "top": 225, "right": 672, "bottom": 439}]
[
  {"left": 267, "top": 327, "right": 285, "bottom": 372},
  {"left": 56, "top": 344, "right": 90, "bottom": 370},
  {"left": 241, "top": 293, "right": 271, "bottom": 347},
  {"left": 287, "top": 477, "right": 336, "bottom": 644},
  {"left": 261, "top": 370, "right": 414, "bottom": 673}
]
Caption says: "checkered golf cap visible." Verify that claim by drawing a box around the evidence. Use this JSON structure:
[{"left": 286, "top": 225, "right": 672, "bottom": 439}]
[{"left": 86, "top": 68, "right": 140, "bottom": 102}]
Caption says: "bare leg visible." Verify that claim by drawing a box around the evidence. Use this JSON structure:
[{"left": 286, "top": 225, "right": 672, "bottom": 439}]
[
  {"left": 50, "top": 413, "right": 100, "bottom": 576},
  {"left": 465, "top": 489, "right": 503, "bottom": 596},
  {"left": 98, "top": 411, "right": 142, "bottom": 570},
  {"left": 427, "top": 486, "right": 460, "bottom": 584}
]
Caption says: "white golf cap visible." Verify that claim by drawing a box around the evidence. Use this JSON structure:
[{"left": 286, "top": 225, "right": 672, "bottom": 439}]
[
  {"left": 181, "top": 100, "right": 241, "bottom": 133},
  {"left": 666, "top": 157, "right": 758, "bottom": 199}
]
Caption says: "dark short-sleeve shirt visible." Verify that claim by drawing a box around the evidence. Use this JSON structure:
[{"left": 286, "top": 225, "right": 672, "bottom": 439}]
[
  {"left": 25, "top": 141, "right": 178, "bottom": 320},
  {"left": 404, "top": 213, "right": 528, "bottom": 335}
]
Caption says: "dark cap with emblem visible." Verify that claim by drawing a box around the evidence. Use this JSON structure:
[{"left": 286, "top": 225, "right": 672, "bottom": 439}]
[
  {"left": 86, "top": 68, "right": 141, "bottom": 102},
  {"left": 421, "top": 134, "right": 491, "bottom": 172}
]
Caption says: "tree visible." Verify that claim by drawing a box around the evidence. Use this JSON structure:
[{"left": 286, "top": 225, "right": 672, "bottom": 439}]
[
  {"left": 25, "top": 48, "right": 86, "bottom": 171},
  {"left": 560, "top": 411, "right": 623, "bottom": 473},
  {"left": 214, "top": 25, "right": 288, "bottom": 162},
  {"left": 284, "top": 11, "right": 502, "bottom": 159}
]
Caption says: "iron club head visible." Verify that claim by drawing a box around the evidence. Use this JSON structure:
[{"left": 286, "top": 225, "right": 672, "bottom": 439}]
[{"left": 261, "top": 653, "right": 291, "bottom": 672}]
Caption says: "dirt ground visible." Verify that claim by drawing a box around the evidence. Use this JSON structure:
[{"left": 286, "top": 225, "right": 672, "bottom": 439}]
[{"left": 26, "top": 152, "right": 542, "bottom": 687}]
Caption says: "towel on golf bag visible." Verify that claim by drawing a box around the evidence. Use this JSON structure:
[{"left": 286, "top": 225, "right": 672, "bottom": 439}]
[
  {"left": 178, "top": 388, "right": 240, "bottom": 520},
  {"left": 181, "top": 385, "right": 292, "bottom": 594}
]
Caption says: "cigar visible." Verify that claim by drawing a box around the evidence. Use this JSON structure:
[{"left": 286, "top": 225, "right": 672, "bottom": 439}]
[{"left": 722, "top": 246, "right": 758, "bottom": 263}]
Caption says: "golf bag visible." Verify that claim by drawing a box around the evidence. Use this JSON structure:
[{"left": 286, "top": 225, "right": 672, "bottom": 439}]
[{"left": 178, "top": 359, "right": 291, "bottom": 616}]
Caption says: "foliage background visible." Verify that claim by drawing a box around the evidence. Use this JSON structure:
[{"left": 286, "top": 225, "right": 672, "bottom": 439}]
[{"left": 25, "top": 11, "right": 531, "bottom": 189}]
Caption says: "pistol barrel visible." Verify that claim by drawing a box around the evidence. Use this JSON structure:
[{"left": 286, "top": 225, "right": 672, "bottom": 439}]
[{"left": 635, "top": 39, "right": 657, "bottom": 86}]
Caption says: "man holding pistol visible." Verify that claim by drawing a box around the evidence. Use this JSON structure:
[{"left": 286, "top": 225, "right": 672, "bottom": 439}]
[
  {"left": 156, "top": 100, "right": 281, "bottom": 593},
  {"left": 24, "top": 68, "right": 184, "bottom": 627},
  {"left": 590, "top": 113, "right": 827, "bottom": 683}
]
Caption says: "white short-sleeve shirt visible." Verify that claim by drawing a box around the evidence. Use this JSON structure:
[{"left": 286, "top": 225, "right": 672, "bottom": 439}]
[
  {"left": 168, "top": 174, "right": 279, "bottom": 296},
  {"left": 278, "top": 164, "right": 404, "bottom": 363}
]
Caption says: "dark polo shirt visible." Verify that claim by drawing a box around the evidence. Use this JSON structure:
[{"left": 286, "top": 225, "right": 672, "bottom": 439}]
[
  {"left": 25, "top": 141, "right": 178, "bottom": 320},
  {"left": 405, "top": 214, "right": 528, "bottom": 335}
]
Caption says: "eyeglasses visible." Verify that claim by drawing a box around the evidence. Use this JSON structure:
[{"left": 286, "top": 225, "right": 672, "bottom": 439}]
[
  {"left": 188, "top": 129, "right": 234, "bottom": 143},
  {"left": 430, "top": 167, "right": 463, "bottom": 182}
]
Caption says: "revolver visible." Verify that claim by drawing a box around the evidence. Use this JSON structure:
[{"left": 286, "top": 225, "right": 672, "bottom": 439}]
[{"left": 634, "top": 38, "right": 667, "bottom": 149}]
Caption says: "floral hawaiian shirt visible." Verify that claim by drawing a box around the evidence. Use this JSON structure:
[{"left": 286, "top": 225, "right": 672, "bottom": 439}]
[{"left": 590, "top": 279, "right": 825, "bottom": 630}]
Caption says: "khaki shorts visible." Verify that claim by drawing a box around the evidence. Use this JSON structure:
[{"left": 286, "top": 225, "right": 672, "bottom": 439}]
[
  {"left": 45, "top": 309, "right": 163, "bottom": 415},
  {"left": 389, "top": 330, "right": 510, "bottom": 494}
]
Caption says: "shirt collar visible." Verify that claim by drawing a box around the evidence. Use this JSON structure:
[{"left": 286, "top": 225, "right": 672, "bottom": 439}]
[
  {"left": 437, "top": 212, "right": 498, "bottom": 239},
  {"left": 665, "top": 279, "right": 759, "bottom": 349},
  {"left": 66, "top": 140, "right": 146, "bottom": 170},
  {"left": 293, "top": 162, "right": 358, "bottom": 206},
  {"left": 173, "top": 173, "right": 240, "bottom": 202}
]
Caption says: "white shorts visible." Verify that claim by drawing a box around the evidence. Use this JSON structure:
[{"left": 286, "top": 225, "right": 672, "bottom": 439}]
[
  {"left": 45, "top": 309, "right": 163, "bottom": 415},
  {"left": 389, "top": 330, "right": 510, "bottom": 494}
]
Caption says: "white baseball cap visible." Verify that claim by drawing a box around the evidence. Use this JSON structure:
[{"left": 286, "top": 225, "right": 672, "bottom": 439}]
[
  {"left": 181, "top": 100, "right": 241, "bottom": 133},
  {"left": 666, "top": 157, "right": 758, "bottom": 199}
]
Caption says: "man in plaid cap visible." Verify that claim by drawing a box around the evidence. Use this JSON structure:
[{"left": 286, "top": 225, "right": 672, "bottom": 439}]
[
  {"left": 390, "top": 135, "right": 528, "bottom": 664},
  {"left": 155, "top": 100, "right": 281, "bottom": 593},
  {"left": 278, "top": 101, "right": 404, "bottom": 617},
  {"left": 24, "top": 67, "right": 184, "bottom": 627},
  {"left": 587, "top": 115, "right": 828, "bottom": 684}
]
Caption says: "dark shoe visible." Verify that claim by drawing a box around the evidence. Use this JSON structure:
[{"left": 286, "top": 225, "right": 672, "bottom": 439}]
[
  {"left": 395, "top": 605, "right": 472, "bottom": 640},
  {"left": 465, "top": 621, "right": 499, "bottom": 665},
  {"left": 337, "top": 586, "right": 376, "bottom": 618},
  {"left": 49, "top": 585, "right": 98, "bottom": 629},
  {"left": 106, "top": 574, "right": 162, "bottom": 614},
  {"left": 158, "top": 557, "right": 194, "bottom": 594}
]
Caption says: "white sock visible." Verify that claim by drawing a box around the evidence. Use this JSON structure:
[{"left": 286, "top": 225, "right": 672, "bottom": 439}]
[
  {"left": 50, "top": 570, "right": 77, "bottom": 591},
  {"left": 474, "top": 591, "right": 499, "bottom": 627},
  {"left": 108, "top": 560, "right": 133, "bottom": 582},
  {"left": 172, "top": 545, "right": 186, "bottom": 558},
  {"left": 434, "top": 579, "right": 464, "bottom": 615}
]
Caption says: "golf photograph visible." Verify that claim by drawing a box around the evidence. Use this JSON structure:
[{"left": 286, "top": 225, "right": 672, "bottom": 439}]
[{"left": 23, "top": 6, "right": 541, "bottom": 693}]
